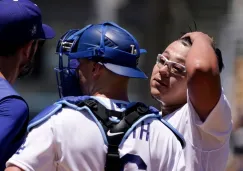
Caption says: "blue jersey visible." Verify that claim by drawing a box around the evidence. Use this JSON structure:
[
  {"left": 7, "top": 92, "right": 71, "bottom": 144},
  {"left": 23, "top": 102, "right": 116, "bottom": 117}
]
[{"left": 0, "top": 77, "right": 29, "bottom": 170}]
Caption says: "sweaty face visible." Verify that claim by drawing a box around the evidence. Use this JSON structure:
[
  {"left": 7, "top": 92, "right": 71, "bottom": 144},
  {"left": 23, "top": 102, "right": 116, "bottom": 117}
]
[{"left": 150, "top": 40, "right": 190, "bottom": 106}]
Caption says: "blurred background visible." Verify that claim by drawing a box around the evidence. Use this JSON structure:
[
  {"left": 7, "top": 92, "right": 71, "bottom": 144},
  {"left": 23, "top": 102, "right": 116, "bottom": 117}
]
[{"left": 13, "top": 0, "right": 243, "bottom": 170}]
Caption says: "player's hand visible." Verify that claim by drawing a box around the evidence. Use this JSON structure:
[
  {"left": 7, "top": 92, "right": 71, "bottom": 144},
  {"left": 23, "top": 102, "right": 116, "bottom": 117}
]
[{"left": 181, "top": 32, "right": 213, "bottom": 45}]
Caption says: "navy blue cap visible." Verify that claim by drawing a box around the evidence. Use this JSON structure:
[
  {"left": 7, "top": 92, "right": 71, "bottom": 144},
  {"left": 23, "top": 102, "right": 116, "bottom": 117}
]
[{"left": 0, "top": 0, "right": 55, "bottom": 44}]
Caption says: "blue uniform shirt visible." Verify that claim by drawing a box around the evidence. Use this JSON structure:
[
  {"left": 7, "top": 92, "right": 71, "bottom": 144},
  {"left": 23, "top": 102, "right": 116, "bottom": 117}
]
[{"left": 0, "top": 78, "right": 29, "bottom": 170}]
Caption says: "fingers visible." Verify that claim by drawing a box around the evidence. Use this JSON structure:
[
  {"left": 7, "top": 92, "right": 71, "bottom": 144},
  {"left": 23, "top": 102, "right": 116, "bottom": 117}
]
[
  {"left": 180, "top": 32, "right": 213, "bottom": 44},
  {"left": 180, "top": 32, "right": 193, "bottom": 39}
]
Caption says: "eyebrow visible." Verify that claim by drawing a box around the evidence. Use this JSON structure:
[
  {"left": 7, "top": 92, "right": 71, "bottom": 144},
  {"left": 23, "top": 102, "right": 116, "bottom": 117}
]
[
  {"left": 180, "top": 38, "right": 191, "bottom": 47},
  {"left": 163, "top": 51, "right": 170, "bottom": 56},
  {"left": 163, "top": 50, "right": 185, "bottom": 64}
]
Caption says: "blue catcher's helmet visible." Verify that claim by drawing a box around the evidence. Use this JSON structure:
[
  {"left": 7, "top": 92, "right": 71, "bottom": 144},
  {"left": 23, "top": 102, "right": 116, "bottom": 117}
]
[{"left": 55, "top": 22, "right": 147, "bottom": 98}]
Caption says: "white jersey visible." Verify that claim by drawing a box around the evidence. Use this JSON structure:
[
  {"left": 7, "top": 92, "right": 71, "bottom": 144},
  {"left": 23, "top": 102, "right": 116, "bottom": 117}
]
[
  {"left": 7, "top": 96, "right": 185, "bottom": 171},
  {"left": 163, "top": 89, "right": 232, "bottom": 171}
]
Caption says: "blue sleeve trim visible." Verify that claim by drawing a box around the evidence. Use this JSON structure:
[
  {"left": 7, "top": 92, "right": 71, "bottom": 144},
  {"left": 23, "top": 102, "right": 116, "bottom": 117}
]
[{"left": 27, "top": 103, "right": 63, "bottom": 132}]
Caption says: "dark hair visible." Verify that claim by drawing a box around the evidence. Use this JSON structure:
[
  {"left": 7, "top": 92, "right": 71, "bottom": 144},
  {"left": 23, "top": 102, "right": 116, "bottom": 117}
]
[
  {"left": 0, "top": 40, "right": 30, "bottom": 57},
  {"left": 180, "top": 37, "right": 224, "bottom": 73}
]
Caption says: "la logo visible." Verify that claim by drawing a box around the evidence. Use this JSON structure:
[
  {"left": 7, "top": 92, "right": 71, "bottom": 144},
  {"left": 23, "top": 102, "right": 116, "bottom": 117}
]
[
  {"left": 130, "top": 45, "right": 139, "bottom": 65},
  {"left": 130, "top": 45, "right": 137, "bottom": 55}
]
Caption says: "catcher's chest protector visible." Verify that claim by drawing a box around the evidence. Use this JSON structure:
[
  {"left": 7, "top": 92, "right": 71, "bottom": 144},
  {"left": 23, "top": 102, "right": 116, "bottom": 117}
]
[{"left": 28, "top": 96, "right": 185, "bottom": 171}]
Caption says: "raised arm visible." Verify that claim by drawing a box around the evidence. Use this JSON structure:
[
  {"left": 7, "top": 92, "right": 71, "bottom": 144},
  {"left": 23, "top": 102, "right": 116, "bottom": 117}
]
[
  {"left": 5, "top": 165, "right": 24, "bottom": 171},
  {"left": 183, "top": 32, "right": 222, "bottom": 121}
]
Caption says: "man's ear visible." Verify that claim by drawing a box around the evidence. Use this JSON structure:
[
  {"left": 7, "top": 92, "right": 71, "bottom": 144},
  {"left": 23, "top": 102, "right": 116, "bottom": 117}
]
[{"left": 92, "top": 62, "right": 103, "bottom": 79}]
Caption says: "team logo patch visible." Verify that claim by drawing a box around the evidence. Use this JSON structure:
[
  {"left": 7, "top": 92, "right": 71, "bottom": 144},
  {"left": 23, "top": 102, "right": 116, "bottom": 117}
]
[
  {"left": 130, "top": 44, "right": 137, "bottom": 55},
  {"left": 130, "top": 44, "right": 139, "bottom": 65},
  {"left": 15, "top": 142, "right": 26, "bottom": 155},
  {"left": 30, "top": 25, "right": 37, "bottom": 36}
]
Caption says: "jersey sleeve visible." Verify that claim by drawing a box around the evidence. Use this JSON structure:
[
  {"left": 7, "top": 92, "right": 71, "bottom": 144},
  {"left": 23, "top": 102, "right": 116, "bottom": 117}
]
[
  {"left": 6, "top": 116, "right": 59, "bottom": 171},
  {"left": 0, "top": 97, "right": 28, "bottom": 162},
  {"left": 187, "top": 88, "right": 233, "bottom": 149}
]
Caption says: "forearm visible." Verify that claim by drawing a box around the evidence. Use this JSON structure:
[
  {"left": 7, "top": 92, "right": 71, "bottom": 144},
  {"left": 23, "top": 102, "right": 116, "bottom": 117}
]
[
  {"left": 5, "top": 165, "right": 24, "bottom": 171},
  {"left": 185, "top": 35, "right": 222, "bottom": 121}
]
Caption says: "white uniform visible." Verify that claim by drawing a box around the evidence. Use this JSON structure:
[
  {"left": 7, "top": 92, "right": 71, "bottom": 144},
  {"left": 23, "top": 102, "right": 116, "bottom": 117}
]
[
  {"left": 163, "top": 89, "right": 232, "bottom": 171},
  {"left": 7, "top": 96, "right": 185, "bottom": 171}
]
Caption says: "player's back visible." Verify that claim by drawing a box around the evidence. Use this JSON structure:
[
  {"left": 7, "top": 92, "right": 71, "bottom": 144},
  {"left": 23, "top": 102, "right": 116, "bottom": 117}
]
[
  {"left": 7, "top": 96, "right": 185, "bottom": 171},
  {"left": 54, "top": 109, "right": 184, "bottom": 171}
]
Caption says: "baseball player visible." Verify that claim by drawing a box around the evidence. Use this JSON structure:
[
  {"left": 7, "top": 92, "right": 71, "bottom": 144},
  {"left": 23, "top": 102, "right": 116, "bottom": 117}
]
[
  {"left": 0, "top": 0, "right": 55, "bottom": 170},
  {"left": 150, "top": 32, "right": 232, "bottom": 171},
  {"left": 5, "top": 22, "right": 186, "bottom": 171}
]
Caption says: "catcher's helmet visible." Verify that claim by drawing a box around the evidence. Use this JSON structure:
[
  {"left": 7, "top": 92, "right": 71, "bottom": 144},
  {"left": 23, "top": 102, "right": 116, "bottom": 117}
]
[{"left": 55, "top": 22, "right": 147, "bottom": 97}]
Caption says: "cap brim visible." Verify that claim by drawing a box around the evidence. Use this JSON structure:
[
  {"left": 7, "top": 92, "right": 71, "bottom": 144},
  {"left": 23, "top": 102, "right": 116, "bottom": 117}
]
[
  {"left": 40, "top": 24, "right": 55, "bottom": 39},
  {"left": 103, "top": 63, "right": 147, "bottom": 79}
]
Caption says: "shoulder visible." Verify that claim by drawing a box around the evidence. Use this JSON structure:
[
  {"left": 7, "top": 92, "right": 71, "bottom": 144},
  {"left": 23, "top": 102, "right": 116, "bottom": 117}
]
[
  {"left": 149, "top": 118, "right": 177, "bottom": 139},
  {"left": 28, "top": 103, "right": 90, "bottom": 132},
  {"left": 0, "top": 97, "right": 28, "bottom": 119},
  {"left": 163, "top": 104, "right": 189, "bottom": 124},
  {"left": 52, "top": 107, "right": 101, "bottom": 134},
  {"left": 53, "top": 107, "right": 89, "bottom": 123},
  {"left": 28, "top": 97, "right": 101, "bottom": 132}
]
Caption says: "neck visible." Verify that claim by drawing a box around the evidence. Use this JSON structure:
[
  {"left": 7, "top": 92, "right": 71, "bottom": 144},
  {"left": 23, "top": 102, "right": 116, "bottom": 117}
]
[
  {"left": 93, "top": 89, "right": 129, "bottom": 102},
  {"left": 89, "top": 73, "right": 130, "bottom": 101},
  {"left": 92, "top": 81, "right": 129, "bottom": 101},
  {"left": 0, "top": 56, "right": 19, "bottom": 84},
  {"left": 160, "top": 103, "right": 184, "bottom": 116}
]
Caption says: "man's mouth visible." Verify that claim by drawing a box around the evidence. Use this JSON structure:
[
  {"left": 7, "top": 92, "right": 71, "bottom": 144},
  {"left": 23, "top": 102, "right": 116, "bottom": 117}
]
[{"left": 154, "top": 78, "right": 169, "bottom": 87}]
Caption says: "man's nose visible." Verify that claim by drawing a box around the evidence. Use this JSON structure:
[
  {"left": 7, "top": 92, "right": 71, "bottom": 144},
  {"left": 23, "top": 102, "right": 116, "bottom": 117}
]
[{"left": 159, "top": 64, "right": 170, "bottom": 77}]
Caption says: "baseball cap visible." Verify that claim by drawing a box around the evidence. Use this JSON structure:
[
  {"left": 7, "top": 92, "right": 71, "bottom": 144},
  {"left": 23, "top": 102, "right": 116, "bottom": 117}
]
[{"left": 0, "top": 0, "right": 55, "bottom": 44}]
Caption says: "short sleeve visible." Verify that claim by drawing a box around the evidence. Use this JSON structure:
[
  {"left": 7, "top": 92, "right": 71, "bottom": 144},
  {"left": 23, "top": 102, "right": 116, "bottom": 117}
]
[
  {"left": 0, "top": 97, "right": 28, "bottom": 169},
  {"left": 6, "top": 116, "right": 58, "bottom": 171},
  {"left": 187, "top": 89, "right": 233, "bottom": 149}
]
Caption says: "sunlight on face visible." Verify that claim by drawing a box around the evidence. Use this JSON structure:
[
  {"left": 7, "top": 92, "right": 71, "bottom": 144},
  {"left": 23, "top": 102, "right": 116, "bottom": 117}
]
[{"left": 150, "top": 40, "right": 190, "bottom": 106}]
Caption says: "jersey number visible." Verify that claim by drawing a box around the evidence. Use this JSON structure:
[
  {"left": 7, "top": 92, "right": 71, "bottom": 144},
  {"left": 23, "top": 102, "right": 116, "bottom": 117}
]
[{"left": 121, "top": 154, "right": 147, "bottom": 170}]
